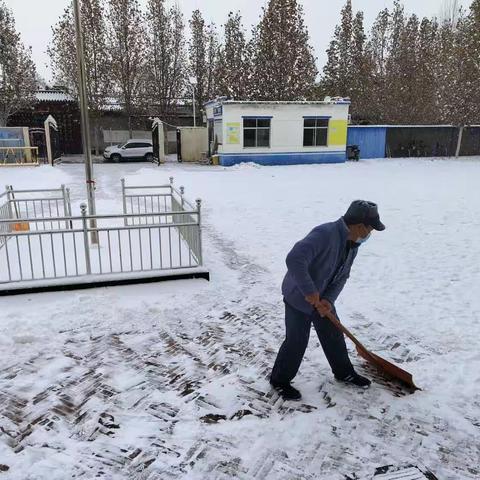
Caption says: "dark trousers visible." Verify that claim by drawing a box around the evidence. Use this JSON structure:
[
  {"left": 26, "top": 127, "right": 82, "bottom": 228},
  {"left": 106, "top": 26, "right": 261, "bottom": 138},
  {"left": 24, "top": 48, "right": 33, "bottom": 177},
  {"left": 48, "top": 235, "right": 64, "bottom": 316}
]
[{"left": 270, "top": 301, "right": 354, "bottom": 385}]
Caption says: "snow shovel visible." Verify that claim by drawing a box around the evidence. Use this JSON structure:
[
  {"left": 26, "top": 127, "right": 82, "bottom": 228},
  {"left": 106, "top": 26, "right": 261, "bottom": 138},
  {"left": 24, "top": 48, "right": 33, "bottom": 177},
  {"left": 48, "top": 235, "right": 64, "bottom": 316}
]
[{"left": 324, "top": 310, "right": 420, "bottom": 391}]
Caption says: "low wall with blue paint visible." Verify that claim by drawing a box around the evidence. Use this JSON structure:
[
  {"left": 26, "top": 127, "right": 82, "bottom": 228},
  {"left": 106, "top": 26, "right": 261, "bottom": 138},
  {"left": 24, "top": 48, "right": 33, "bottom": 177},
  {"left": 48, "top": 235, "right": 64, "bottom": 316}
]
[
  {"left": 219, "top": 151, "right": 346, "bottom": 166},
  {"left": 347, "top": 126, "right": 386, "bottom": 159}
]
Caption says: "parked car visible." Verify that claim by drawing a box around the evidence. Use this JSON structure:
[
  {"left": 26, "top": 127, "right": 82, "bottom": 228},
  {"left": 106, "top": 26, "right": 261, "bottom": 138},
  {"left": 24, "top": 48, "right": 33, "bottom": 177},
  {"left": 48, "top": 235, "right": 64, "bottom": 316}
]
[{"left": 103, "top": 139, "right": 154, "bottom": 162}]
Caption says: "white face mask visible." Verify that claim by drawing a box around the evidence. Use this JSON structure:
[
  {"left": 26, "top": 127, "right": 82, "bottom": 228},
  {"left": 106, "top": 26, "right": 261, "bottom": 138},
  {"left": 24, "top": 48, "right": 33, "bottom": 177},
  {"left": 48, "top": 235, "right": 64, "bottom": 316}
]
[{"left": 356, "top": 232, "right": 371, "bottom": 244}]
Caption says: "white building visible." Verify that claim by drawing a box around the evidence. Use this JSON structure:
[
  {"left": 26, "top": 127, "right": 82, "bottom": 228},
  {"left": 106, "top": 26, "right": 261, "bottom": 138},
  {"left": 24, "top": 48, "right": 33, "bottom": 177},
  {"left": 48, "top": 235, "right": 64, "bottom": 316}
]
[{"left": 204, "top": 98, "right": 350, "bottom": 166}]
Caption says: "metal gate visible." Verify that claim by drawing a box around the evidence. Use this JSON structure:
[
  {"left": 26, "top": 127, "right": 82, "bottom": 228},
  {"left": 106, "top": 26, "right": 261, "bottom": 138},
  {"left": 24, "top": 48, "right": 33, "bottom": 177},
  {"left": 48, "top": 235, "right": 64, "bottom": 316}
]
[{"left": 151, "top": 118, "right": 179, "bottom": 164}]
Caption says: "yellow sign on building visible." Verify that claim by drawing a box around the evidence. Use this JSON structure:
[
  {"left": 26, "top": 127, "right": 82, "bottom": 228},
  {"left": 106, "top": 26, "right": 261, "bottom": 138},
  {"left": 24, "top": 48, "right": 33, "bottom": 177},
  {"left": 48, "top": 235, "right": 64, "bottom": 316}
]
[
  {"left": 327, "top": 120, "right": 348, "bottom": 146},
  {"left": 226, "top": 122, "right": 240, "bottom": 144}
]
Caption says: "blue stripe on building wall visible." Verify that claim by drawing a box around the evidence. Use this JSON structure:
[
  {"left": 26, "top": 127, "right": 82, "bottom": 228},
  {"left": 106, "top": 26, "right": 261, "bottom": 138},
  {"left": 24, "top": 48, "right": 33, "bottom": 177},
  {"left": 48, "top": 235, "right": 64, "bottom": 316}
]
[
  {"left": 219, "top": 151, "right": 346, "bottom": 166},
  {"left": 347, "top": 126, "right": 387, "bottom": 159}
]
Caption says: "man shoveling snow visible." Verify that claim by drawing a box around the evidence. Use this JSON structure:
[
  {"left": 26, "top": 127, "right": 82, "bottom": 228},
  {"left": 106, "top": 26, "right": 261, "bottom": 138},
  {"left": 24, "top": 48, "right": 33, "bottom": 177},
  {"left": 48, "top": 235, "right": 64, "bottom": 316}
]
[{"left": 270, "top": 200, "right": 385, "bottom": 400}]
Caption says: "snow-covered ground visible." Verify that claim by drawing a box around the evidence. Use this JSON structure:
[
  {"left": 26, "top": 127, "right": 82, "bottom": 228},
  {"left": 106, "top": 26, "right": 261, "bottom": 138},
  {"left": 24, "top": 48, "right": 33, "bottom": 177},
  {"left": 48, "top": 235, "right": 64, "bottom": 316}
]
[{"left": 0, "top": 159, "right": 479, "bottom": 479}]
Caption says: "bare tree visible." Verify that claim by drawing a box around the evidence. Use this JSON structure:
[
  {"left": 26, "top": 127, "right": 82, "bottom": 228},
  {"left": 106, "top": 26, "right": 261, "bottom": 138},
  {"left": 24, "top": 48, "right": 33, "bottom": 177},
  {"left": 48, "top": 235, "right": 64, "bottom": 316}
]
[
  {"left": 49, "top": 0, "right": 112, "bottom": 154},
  {"left": 188, "top": 9, "right": 208, "bottom": 118},
  {"left": 145, "top": 0, "right": 186, "bottom": 120},
  {"left": 250, "top": 0, "right": 317, "bottom": 100},
  {"left": 439, "top": 0, "right": 462, "bottom": 28},
  {"left": 216, "top": 12, "right": 250, "bottom": 99},
  {"left": 205, "top": 22, "right": 219, "bottom": 102},
  {"left": 0, "top": 1, "right": 37, "bottom": 127},
  {"left": 107, "top": 0, "right": 146, "bottom": 138},
  {"left": 322, "top": 2, "right": 370, "bottom": 120},
  {"left": 48, "top": 7, "right": 77, "bottom": 90}
]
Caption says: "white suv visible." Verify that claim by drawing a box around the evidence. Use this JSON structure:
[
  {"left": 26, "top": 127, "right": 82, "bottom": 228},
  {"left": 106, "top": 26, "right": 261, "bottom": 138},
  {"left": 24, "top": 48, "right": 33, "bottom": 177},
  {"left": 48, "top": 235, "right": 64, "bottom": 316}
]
[{"left": 104, "top": 139, "right": 154, "bottom": 162}]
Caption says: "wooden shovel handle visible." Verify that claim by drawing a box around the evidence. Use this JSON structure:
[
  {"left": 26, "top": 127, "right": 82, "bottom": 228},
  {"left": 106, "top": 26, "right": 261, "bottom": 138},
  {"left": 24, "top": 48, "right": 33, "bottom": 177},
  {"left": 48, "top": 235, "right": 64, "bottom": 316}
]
[{"left": 324, "top": 310, "right": 369, "bottom": 353}]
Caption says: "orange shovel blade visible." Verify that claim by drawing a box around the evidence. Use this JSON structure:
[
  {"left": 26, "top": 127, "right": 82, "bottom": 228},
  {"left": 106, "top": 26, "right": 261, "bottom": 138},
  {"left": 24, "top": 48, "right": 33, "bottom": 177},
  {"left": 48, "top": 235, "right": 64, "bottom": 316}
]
[{"left": 325, "top": 311, "right": 420, "bottom": 391}]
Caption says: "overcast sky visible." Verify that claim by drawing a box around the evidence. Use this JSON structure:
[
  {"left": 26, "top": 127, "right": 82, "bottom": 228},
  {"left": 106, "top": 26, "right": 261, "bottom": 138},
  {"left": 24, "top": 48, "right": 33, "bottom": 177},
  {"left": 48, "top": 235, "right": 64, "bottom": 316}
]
[{"left": 5, "top": 0, "right": 473, "bottom": 82}]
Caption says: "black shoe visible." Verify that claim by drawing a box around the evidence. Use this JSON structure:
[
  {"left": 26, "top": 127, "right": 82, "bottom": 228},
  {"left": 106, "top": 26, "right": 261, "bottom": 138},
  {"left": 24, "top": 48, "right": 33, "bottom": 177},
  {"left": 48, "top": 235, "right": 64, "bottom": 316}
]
[
  {"left": 335, "top": 372, "right": 371, "bottom": 388},
  {"left": 270, "top": 380, "right": 302, "bottom": 400}
]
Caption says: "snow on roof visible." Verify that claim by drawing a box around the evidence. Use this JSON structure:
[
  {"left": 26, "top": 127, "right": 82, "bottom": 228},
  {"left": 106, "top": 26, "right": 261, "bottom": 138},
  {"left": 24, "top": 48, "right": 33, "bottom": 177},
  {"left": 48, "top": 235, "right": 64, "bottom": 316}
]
[
  {"left": 36, "top": 90, "right": 75, "bottom": 102},
  {"left": 205, "top": 97, "right": 351, "bottom": 106},
  {"left": 35, "top": 91, "right": 124, "bottom": 110},
  {"left": 222, "top": 100, "right": 351, "bottom": 105},
  {"left": 101, "top": 99, "right": 123, "bottom": 111}
]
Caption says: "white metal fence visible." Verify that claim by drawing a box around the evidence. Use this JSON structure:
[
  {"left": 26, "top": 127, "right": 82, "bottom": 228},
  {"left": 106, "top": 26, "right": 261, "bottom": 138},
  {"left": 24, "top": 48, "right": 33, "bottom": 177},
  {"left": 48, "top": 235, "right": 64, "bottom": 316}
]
[
  {"left": 1, "top": 185, "right": 72, "bottom": 229},
  {"left": 0, "top": 190, "right": 11, "bottom": 248},
  {"left": 122, "top": 177, "right": 203, "bottom": 265},
  {"left": 0, "top": 180, "right": 203, "bottom": 287},
  {"left": 0, "top": 185, "right": 72, "bottom": 249}
]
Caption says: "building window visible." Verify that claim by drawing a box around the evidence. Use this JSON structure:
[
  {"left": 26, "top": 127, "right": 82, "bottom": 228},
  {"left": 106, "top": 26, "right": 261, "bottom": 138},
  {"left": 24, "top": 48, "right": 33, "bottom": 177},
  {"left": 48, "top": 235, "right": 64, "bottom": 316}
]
[
  {"left": 243, "top": 118, "right": 271, "bottom": 147},
  {"left": 303, "top": 117, "right": 329, "bottom": 146}
]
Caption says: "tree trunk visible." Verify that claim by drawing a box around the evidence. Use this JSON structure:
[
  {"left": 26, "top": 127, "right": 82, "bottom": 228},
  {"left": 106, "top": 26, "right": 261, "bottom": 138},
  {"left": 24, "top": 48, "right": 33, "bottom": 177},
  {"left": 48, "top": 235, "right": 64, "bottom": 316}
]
[{"left": 128, "top": 114, "right": 133, "bottom": 139}]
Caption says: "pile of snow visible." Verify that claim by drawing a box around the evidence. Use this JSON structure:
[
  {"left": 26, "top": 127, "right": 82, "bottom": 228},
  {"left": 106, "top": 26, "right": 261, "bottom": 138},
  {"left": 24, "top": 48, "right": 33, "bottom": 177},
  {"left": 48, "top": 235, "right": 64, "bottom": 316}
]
[{"left": 229, "top": 161, "right": 262, "bottom": 170}]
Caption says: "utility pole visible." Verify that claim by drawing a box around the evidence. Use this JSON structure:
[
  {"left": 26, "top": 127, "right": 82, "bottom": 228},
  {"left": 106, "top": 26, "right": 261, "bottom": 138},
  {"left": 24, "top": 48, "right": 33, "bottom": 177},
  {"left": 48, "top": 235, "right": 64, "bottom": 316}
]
[
  {"left": 193, "top": 86, "right": 196, "bottom": 127},
  {"left": 73, "top": 0, "right": 98, "bottom": 243}
]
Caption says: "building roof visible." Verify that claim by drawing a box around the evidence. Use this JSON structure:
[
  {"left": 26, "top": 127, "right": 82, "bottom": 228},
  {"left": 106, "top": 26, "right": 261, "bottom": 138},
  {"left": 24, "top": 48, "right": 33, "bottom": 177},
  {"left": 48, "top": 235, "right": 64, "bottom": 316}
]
[
  {"left": 204, "top": 98, "right": 351, "bottom": 106},
  {"left": 101, "top": 98, "right": 123, "bottom": 111},
  {"left": 35, "top": 90, "right": 124, "bottom": 111},
  {"left": 36, "top": 90, "right": 75, "bottom": 102}
]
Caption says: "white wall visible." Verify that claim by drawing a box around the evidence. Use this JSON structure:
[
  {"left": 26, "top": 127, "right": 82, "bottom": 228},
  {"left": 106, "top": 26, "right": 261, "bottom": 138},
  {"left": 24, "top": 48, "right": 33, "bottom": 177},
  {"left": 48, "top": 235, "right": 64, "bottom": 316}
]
[
  {"left": 216, "top": 103, "right": 349, "bottom": 154},
  {"left": 179, "top": 127, "right": 208, "bottom": 162},
  {"left": 103, "top": 130, "right": 151, "bottom": 145}
]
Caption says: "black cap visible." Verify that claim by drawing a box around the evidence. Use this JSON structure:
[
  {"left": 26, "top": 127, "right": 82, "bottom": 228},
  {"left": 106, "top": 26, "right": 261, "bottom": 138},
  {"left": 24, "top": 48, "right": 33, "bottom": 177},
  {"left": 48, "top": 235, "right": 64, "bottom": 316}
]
[{"left": 344, "top": 200, "right": 385, "bottom": 231}]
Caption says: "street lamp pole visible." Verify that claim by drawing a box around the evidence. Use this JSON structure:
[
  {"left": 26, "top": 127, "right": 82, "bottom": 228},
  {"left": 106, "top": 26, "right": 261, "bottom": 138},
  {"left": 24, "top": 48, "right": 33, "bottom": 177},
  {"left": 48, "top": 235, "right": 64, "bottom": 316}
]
[
  {"left": 73, "top": 0, "right": 98, "bottom": 243},
  {"left": 192, "top": 85, "right": 196, "bottom": 127}
]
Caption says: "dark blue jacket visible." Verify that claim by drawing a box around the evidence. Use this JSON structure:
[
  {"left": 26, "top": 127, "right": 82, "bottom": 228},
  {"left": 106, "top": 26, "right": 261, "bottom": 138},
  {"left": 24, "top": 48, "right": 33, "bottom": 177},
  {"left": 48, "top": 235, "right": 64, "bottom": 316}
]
[{"left": 282, "top": 218, "right": 359, "bottom": 314}]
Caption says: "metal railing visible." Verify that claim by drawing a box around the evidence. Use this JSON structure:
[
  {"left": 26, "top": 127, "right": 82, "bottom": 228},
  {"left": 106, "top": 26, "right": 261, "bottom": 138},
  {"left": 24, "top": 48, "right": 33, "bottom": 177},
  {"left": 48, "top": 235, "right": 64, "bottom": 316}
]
[
  {"left": 0, "top": 185, "right": 72, "bottom": 250},
  {"left": 170, "top": 188, "right": 203, "bottom": 267},
  {"left": 0, "top": 190, "right": 11, "bottom": 248},
  {"left": 0, "top": 185, "right": 72, "bottom": 231},
  {"left": 0, "top": 202, "right": 203, "bottom": 286},
  {"left": 121, "top": 176, "right": 175, "bottom": 225},
  {"left": 122, "top": 177, "right": 203, "bottom": 265}
]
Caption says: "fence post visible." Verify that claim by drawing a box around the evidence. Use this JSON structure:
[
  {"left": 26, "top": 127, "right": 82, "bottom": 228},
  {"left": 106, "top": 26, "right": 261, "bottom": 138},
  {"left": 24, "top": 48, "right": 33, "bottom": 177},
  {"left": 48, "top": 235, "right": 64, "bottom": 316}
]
[
  {"left": 180, "top": 186, "right": 185, "bottom": 209},
  {"left": 4, "top": 186, "right": 11, "bottom": 225},
  {"left": 5, "top": 185, "right": 14, "bottom": 220},
  {"left": 121, "top": 178, "right": 127, "bottom": 226},
  {"left": 196, "top": 198, "right": 203, "bottom": 266},
  {"left": 61, "top": 184, "right": 69, "bottom": 229},
  {"left": 169, "top": 177, "right": 174, "bottom": 214},
  {"left": 81, "top": 203, "right": 92, "bottom": 274},
  {"left": 66, "top": 188, "right": 73, "bottom": 229}
]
